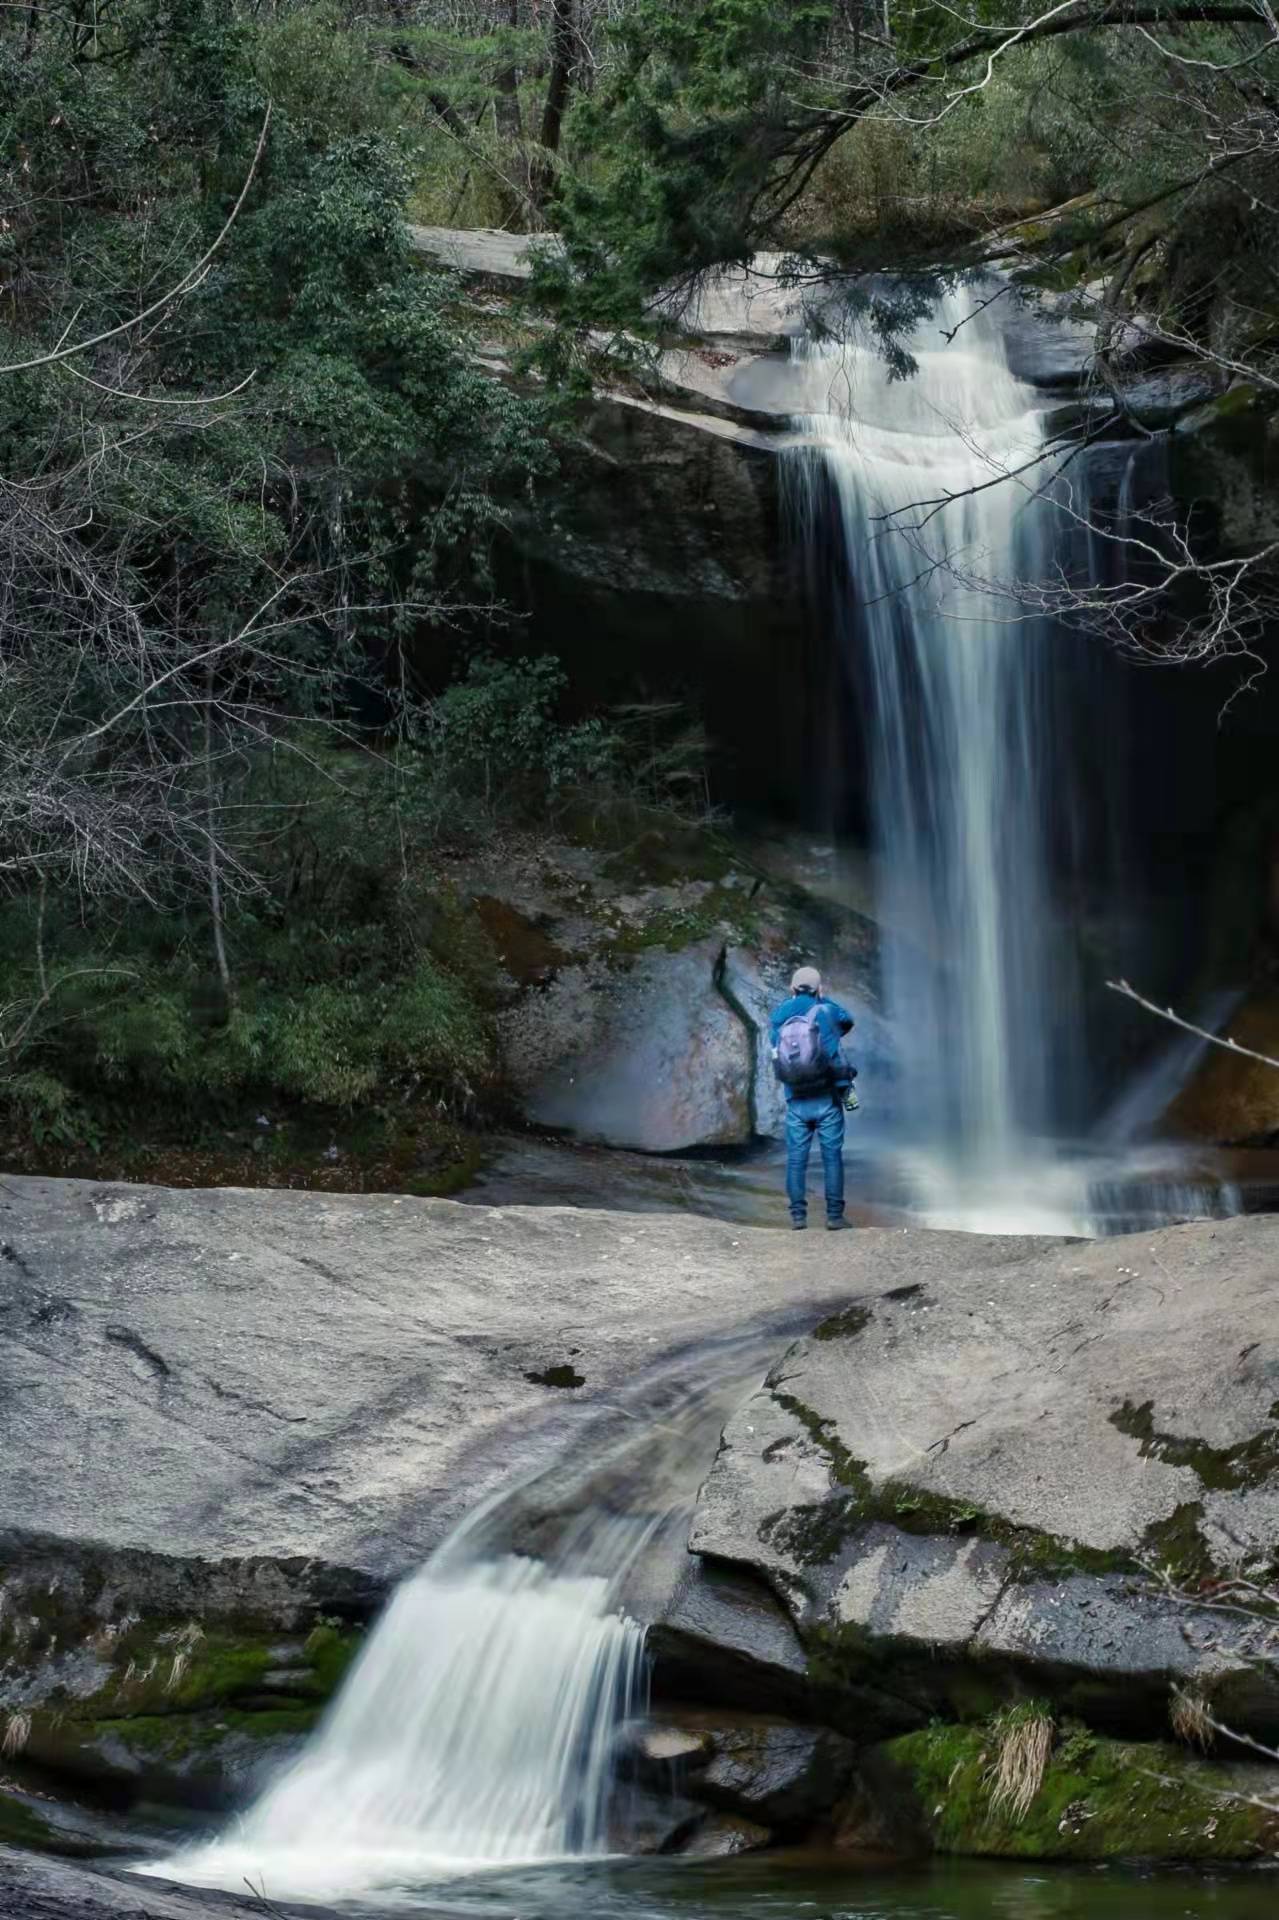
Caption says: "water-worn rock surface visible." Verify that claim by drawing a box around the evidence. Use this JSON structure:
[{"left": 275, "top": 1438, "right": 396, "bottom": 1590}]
[
  {"left": 2, "top": 1178, "right": 997, "bottom": 1581},
  {"left": 0, "top": 1175, "right": 1048, "bottom": 1822},
  {"left": 673, "top": 1212, "right": 1279, "bottom": 1747}
]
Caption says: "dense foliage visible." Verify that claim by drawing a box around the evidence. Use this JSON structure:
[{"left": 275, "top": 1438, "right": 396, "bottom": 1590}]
[{"left": 0, "top": 0, "right": 587, "bottom": 1161}]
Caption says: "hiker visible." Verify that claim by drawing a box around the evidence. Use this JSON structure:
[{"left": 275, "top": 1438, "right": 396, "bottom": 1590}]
[{"left": 770, "top": 965, "right": 857, "bottom": 1232}]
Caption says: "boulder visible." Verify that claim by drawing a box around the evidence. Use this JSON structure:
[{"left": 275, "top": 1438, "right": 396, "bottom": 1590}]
[
  {"left": 680, "top": 1813, "right": 772, "bottom": 1856},
  {"left": 674, "top": 1712, "right": 856, "bottom": 1830},
  {"left": 682, "top": 1213, "right": 1279, "bottom": 1742},
  {"left": 517, "top": 938, "right": 753, "bottom": 1152}
]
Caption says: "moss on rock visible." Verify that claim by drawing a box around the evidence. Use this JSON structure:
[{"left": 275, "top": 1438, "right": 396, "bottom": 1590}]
[
  {"left": 6, "top": 1612, "right": 362, "bottom": 1806},
  {"left": 871, "top": 1721, "right": 1279, "bottom": 1861}
]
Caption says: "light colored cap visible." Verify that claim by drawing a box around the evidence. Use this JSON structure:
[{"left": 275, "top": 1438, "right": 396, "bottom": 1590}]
[{"left": 791, "top": 965, "right": 822, "bottom": 995}]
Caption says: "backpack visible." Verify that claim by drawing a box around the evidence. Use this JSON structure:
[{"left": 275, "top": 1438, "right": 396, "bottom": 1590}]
[{"left": 774, "top": 1006, "right": 829, "bottom": 1088}]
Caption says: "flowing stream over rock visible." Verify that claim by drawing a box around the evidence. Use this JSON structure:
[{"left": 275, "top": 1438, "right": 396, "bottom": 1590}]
[{"left": 140, "top": 1343, "right": 767, "bottom": 1904}]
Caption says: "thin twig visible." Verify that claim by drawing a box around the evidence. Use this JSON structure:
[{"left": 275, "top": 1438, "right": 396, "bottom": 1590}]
[{"left": 1106, "top": 979, "right": 1279, "bottom": 1072}]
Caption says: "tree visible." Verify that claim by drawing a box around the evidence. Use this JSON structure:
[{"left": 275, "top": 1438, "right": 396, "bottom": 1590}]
[{"left": 0, "top": 0, "right": 549, "bottom": 1122}]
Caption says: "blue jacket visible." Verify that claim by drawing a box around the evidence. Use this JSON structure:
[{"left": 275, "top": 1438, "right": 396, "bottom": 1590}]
[{"left": 770, "top": 991, "right": 854, "bottom": 1102}]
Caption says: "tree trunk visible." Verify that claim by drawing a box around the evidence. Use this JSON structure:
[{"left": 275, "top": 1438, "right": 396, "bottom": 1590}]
[
  {"left": 204, "top": 677, "right": 237, "bottom": 1016},
  {"left": 532, "top": 0, "right": 576, "bottom": 210},
  {"left": 495, "top": 0, "right": 524, "bottom": 144}
]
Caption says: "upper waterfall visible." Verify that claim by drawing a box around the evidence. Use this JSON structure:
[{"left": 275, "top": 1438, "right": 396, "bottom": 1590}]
[{"left": 788, "top": 284, "right": 1101, "bottom": 1227}]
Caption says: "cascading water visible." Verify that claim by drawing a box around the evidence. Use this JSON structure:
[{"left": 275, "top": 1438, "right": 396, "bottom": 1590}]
[
  {"left": 789, "top": 287, "right": 1110, "bottom": 1229},
  {"left": 149, "top": 1550, "right": 646, "bottom": 1900},
  {"left": 142, "top": 1337, "right": 780, "bottom": 1905}
]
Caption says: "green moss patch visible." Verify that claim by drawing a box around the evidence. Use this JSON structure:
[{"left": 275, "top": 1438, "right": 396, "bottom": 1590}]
[
  {"left": 1111, "top": 1399, "right": 1279, "bottom": 1494},
  {"left": 8, "top": 1615, "right": 362, "bottom": 1805},
  {"left": 0, "top": 1789, "right": 84, "bottom": 1856},
  {"left": 603, "top": 884, "right": 763, "bottom": 957},
  {"left": 879, "top": 1721, "right": 1279, "bottom": 1860},
  {"left": 812, "top": 1304, "right": 874, "bottom": 1344},
  {"left": 761, "top": 1387, "right": 1131, "bottom": 1578}
]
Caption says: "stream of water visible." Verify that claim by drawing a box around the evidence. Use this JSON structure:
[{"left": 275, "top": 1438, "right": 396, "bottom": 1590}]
[{"left": 151, "top": 1555, "right": 647, "bottom": 1900}]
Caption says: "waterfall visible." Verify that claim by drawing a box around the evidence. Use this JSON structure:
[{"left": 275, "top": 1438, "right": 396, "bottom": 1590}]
[
  {"left": 790, "top": 284, "right": 1095, "bottom": 1226},
  {"left": 142, "top": 1547, "right": 647, "bottom": 1901},
  {"left": 140, "top": 1342, "right": 777, "bottom": 1904}
]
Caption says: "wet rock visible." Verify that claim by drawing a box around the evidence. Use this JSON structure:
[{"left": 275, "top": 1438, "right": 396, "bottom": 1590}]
[
  {"left": 24, "top": 1711, "right": 314, "bottom": 1812},
  {"left": 1165, "top": 990, "right": 1279, "bottom": 1145},
  {"left": 676, "top": 1712, "right": 855, "bottom": 1830},
  {"left": 684, "top": 1214, "right": 1279, "bottom": 1741},
  {"left": 634, "top": 1721, "right": 715, "bottom": 1773},
  {"left": 608, "top": 1784, "right": 703, "bottom": 1855},
  {"left": 1085, "top": 363, "right": 1226, "bottom": 430},
  {"left": 680, "top": 1812, "right": 772, "bottom": 1856},
  {"left": 0, "top": 1845, "right": 325, "bottom": 1918},
  {"left": 648, "top": 1559, "right": 815, "bottom": 1718}
]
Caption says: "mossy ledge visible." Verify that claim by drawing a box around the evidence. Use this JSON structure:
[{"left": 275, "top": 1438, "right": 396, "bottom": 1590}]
[
  {"left": 2, "top": 1605, "right": 364, "bottom": 1807},
  {"left": 762, "top": 1388, "right": 1135, "bottom": 1580},
  {"left": 861, "top": 1720, "right": 1279, "bottom": 1861},
  {"left": 761, "top": 1382, "right": 1240, "bottom": 1585}
]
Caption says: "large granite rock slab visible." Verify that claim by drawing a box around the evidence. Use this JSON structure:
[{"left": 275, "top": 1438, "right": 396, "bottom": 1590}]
[
  {"left": 681, "top": 1213, "right": 1279, "bottom": 1740},
  {"left": 0, "top": 1180, "right": 1035, "bottom": 1596}
]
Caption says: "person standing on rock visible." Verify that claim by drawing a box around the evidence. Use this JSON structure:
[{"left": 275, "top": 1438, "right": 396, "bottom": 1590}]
[{"left": 770, "top": 966, "right": 857, "bottom": 1232}]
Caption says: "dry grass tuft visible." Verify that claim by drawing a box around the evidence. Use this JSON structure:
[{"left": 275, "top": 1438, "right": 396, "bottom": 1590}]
[
  {"left": 1170, "top": 1686, "right": 1216, "bottom": 1751},
  {"left": 165, "top": 1651, "right": 190, "bottom": 1694},
  {"left": 986, "top": 1706, "right": 1055, "bottom": 1821},
  {"left": 1, "top": 1711, "right": 32, "bottom": 1758}
]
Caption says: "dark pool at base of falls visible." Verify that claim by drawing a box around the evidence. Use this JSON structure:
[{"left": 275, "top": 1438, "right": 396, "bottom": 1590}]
[{"left": 112, "top": 1852, "right": 1279, "bottom": 1920}]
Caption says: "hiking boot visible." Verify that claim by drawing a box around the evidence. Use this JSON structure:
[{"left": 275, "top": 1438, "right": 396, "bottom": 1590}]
[
  {"left": 791, "top": 1217, "right": 807, "bottom": 1231},
  {"left": 826, "top": 1215, "right": 852, "bottom": 1231}
]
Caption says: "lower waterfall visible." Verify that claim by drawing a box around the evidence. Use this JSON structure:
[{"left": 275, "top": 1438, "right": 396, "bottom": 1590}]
[{"left": 142, "top": 1552, "right": 646, "bottom": 1901}]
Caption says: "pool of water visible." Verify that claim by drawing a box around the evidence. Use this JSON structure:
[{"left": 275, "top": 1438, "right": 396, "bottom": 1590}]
[{"left": 173, "top": 1852, "right": 1275, "bottom": 1920}]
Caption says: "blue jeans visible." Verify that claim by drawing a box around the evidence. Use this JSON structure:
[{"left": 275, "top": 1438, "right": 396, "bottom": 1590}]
[{"left": 785, "top": 1094, "right": 845, "bottom": 1222}]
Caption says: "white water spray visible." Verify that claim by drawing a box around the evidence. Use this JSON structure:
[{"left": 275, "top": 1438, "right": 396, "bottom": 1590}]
[{"left": 141, "top": 1350, "right": 775, "bottom": 1903}]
